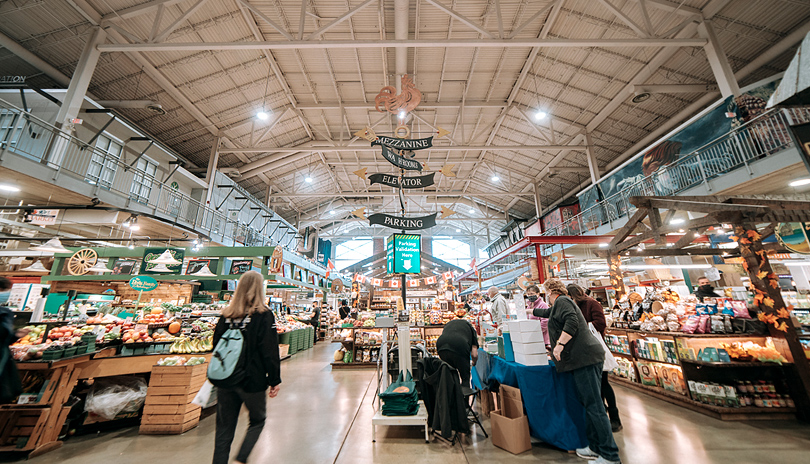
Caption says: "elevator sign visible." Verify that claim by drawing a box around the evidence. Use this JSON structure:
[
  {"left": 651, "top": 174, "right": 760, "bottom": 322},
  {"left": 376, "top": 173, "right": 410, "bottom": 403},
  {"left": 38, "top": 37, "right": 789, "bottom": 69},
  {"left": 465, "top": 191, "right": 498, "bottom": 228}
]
[{"left": 387, "top": 234, "right": 421, "bottom": 274}]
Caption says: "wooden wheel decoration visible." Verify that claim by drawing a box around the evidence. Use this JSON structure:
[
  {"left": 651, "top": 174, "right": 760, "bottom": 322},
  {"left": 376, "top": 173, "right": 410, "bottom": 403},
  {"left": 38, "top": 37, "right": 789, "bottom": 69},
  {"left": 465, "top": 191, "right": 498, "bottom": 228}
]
[{"left": 67, "top": 248, "right": 98, "bottom": 276}]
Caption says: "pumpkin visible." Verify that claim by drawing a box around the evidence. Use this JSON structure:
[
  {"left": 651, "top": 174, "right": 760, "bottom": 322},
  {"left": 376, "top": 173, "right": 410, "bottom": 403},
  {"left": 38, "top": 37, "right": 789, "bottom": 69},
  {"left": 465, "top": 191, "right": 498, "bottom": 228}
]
[
  {"left": 151, "top": 308, "right": 163, "bottom": 315},
  {"left": 167, "top": 321, "right": 182, "bottom": 334}
]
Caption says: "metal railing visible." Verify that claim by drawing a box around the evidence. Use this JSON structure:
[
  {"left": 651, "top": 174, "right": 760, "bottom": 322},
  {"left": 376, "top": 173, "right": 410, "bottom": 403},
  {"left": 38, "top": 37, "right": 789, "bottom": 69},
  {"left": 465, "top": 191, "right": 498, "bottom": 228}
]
[
  {"left": 0, "top": 98, "right": 302, "bottom": 252},
  {"left": 540, "top": 107, "right": 810, "bottom": 239}
]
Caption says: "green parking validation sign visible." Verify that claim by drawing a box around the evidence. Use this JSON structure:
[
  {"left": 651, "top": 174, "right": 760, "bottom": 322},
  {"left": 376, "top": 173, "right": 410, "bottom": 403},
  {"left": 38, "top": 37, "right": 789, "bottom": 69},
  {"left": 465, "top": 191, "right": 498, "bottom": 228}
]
[{"left": 387, "top": 234, "right": 421, "bottom": 274}]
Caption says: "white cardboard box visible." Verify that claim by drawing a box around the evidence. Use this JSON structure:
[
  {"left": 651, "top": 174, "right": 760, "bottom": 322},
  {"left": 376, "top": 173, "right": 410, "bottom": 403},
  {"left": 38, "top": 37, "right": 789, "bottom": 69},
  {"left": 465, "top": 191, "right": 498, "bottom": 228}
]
[
  {"left": 514, "top": 352, "right": 549, "bottom": 366},
  {"left": 508, "top": 320, "right": 542, "bottom": 333},
  {"left": 511, "top": 341, "right": 546, "bottom": 355},
  {"left": 510, "top": 328, "right": 545, "bottom": 344}
]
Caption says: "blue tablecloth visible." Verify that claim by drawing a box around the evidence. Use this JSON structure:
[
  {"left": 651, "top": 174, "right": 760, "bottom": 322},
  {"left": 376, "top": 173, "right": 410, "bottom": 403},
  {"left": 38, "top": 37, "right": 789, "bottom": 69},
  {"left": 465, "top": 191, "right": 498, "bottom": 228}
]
[{"left": 480, "top": 351, "right": 588, "bottom": 451}]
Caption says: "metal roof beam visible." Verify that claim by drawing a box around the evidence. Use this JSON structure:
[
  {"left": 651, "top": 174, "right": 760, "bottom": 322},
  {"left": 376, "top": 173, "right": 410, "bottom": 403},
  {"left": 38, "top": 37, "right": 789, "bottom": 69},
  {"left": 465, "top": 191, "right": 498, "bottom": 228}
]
[
  {"left": 97, "top": 38, "right": 708, "bottom": 52},
  {"left": 222, "top": 144, "right": 588, "bottom": 154}
]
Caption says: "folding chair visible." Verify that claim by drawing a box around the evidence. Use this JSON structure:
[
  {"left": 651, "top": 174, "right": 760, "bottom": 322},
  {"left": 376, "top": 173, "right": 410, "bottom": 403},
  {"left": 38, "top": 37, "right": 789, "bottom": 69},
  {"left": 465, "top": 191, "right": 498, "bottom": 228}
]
[{"left": 462, "top": 364, "right": 488, "bottom": 438}]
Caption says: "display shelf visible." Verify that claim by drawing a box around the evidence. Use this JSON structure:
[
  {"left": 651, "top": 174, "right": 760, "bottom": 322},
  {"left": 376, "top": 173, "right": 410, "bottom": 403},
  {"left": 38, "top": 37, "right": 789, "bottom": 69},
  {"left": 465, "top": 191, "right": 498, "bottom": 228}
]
[
  {"left": 680, "top": 359, "right": 789, "bottom": 368},
  {"left": 610, "top": 375, "right": 797, "bottom": 421},
  {"left": 636, "top": 356, "right": 680, "bottom": 367},
  {"left": 330, "top": 361, "right": 378, "bottom": 369}
]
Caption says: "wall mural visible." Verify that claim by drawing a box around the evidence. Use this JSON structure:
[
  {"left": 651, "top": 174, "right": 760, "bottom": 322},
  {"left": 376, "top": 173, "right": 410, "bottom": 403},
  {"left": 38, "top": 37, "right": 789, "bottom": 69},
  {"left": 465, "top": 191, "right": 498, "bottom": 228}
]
[{"left": 578, "top": 76, "right": 783, "bottom": 226}]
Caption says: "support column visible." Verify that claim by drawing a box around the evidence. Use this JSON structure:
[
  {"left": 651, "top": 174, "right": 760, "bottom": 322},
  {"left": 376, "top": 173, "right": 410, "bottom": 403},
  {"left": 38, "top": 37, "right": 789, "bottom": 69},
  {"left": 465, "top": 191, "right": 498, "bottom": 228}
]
[
  {"left": 584, "top": 131, "right": 601, "bottom": 184},
  {"left": 265, "top": 184, "right": 272, "bottom": 208},
  {"left": 204, "top": 137, "right": 221, "bottom": 207},
  {"left": 608, "top": 253, "right": 626, "bottom": 300},
  {"left": 534, "top": 243, "right": 545, "bottom": 283},
  {"left": 532, "top": 183, "right": 543, "bottom": 219},
  {"left": 54, "top": 27, "right": 106, "bottom": 129},
  {"left": 698, "top": 20, "right": 740, "bottom": 98},
  {"left": 735, "top": 222, "right": 810, "bottom": 419}
]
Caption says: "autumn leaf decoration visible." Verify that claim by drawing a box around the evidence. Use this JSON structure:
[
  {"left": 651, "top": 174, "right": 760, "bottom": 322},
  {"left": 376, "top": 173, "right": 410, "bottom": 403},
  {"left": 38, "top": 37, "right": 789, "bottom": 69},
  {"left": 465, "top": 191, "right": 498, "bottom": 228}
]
[
  {"left": 747, "top": 230, "right": 762, "bottom": 241},
  {"left": 757, "top": 270, "right": 768, "bottom": 280},
  {"left": 763, "top": 297, "right": 775, "bottom": 308},
  {"left": 777, "top": 307, "right": 791, "bottom": 319}
]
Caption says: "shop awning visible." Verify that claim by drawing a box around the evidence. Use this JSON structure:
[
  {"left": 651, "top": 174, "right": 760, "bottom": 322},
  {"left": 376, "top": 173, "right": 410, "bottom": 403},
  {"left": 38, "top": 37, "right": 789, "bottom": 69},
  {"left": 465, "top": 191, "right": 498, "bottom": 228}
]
[{"left": 768, "top": 30, "right": 810, "bottom": 107}]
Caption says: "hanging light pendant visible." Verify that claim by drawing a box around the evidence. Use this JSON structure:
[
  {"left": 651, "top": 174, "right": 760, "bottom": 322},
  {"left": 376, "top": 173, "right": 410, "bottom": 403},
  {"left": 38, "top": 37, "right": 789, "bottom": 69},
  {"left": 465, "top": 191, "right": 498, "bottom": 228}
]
[
  {"left": 149, "top": 263, "right": 174, "bottom": 273},
  {"left": 20, "top": 260, "right": 49, "bottom": 272},
  {"left": 30, "top": 237, "right": 70, "bottom": 253},
  {"left": 148, "top": 249, "right": 182, "bottom": 265},
  {"left": 191, "top": 264, "right": 216, "bottom": 276},
  {"left": 88, "top": 259, "right": 113, "bottom": 273}
]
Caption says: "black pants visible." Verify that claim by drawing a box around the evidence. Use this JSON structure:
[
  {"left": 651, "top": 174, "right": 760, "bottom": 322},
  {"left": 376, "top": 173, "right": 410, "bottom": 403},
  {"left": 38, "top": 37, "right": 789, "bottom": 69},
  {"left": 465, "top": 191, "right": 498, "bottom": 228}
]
[
  {"left": 571, "top": 363, "right": 621, "bottom": 462},
  {"left": 601, "top": 371, "right": 620, "bottom": 422},
  {"left": 438, "top": 350, "right": 471, "bottom": 388},
  {"left": 213, "top": 387, "right": 267, "bottom": 464}
]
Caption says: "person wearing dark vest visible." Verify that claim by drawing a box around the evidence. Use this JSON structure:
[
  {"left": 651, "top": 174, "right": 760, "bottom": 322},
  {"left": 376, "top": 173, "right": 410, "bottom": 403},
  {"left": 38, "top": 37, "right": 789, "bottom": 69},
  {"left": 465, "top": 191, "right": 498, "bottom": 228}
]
[
  {"left": 339, "top": 299, "right": 352, "bottom": 319},
  {"left": 436, "top": 318, "right": 479, "bottom": 387},
  {"left": 212, "top": 271, "right": 281, "bottom": 464}
]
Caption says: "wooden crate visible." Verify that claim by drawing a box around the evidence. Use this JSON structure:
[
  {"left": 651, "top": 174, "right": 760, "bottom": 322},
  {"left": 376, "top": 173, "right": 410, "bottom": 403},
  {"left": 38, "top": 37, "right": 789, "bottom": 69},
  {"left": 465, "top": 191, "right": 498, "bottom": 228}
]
[
  {"left": 0, "top": 408, "right": 50, "bottom": 452},
  {"left": 139, "top": 363, "right": 207, "bottom": 435},
  {"left": 279, "top": 344, "right": 289, "bottom": 358}
]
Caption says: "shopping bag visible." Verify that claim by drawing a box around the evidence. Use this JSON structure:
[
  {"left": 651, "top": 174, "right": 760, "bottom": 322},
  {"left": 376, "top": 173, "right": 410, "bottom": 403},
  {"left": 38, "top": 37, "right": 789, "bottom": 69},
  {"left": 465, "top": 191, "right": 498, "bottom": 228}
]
[
  {"left": 589, "top": 323, "right": 619, "bottom": 372},
  {"left": 379, "top": 370, "right": 419, "bottom": 416},
  {"left": 192, "top": 380, "right": 214, "bottom": 407}
]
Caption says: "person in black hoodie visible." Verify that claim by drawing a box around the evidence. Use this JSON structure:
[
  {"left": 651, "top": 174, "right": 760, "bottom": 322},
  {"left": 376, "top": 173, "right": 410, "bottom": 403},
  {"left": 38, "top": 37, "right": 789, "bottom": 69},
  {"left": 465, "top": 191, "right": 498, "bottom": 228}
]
[
  {"left": 212, "top": 271, "right": 281, "bottom": 464},
  {"left": 694, "top": 276, "right": 721, "bottom": 302}
]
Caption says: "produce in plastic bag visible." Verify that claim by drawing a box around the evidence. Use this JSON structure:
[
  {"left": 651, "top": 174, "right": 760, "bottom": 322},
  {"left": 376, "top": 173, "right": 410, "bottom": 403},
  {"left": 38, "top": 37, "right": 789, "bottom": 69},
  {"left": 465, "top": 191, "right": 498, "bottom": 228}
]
[{"left": 84, "top": 376, "right": 148, "bottom": 420}]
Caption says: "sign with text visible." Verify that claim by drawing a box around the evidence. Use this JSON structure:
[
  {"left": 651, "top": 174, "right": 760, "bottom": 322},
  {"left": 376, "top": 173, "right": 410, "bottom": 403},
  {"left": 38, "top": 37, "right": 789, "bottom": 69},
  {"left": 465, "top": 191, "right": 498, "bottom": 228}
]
[
  {"left": 387, "top": 234, "right": 421, "bottom": 274},
  {"left": 369, "top": 172, "right": 435, "bottom": 189},
  {"left": 380, "top": 145, "right": 423, "bottom": 171},
  {"left": 369, "top": 212, "right": 437, "bottom": 230},
  {"left": 372, "top": 135, "right": 433, "bottom": 151},
  {"left": 141, "top": 248, "right": 184, "bottom": 275},
  {"left": 128, "top": 276, "right": 158, "bottom": 292}
]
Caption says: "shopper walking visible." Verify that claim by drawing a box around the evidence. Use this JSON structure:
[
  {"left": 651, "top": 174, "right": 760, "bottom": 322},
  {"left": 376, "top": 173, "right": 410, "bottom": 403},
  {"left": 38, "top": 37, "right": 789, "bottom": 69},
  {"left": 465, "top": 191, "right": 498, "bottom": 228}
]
[
  {"left": 212, "top": 271, "right": 281, "bottom": 464},
  {"left": 436, "top": 318, "right": 479, "bottom": 387},
  {"left": 1, "top": 277, "right": 25, "bottom": 404},
  {"left": 339, "top": 299, "right": 352, "bottom": 319},
  {"left": 567, "top": 284, "right": 622, "bottom": 432},
  {"left": 487, "top": 287, "right": 509, "bottom": 326},
  {"left": 533, "top": 278, "right": 621, "bottom": 464}
]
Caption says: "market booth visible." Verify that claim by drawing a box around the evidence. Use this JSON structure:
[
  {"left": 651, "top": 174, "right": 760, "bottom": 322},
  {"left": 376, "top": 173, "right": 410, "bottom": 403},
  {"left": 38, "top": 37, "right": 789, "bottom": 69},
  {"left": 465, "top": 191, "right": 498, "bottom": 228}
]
[{"left": 2, "top": 244, "right": 329, "bottom": 457}]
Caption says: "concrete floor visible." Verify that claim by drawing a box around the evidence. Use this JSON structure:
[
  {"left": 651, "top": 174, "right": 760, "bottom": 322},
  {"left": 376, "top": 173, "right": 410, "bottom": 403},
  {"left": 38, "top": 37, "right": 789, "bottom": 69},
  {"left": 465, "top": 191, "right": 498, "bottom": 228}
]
[{"left": 20, "top": 343, "right": 810, "bottom": 464}]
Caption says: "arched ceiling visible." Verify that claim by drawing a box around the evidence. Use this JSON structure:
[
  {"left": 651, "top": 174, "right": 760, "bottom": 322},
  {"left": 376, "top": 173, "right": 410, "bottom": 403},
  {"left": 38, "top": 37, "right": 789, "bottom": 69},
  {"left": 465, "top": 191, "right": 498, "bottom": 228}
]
[{"left": 1, "top": 0, "right": 808, "bottom": 240}]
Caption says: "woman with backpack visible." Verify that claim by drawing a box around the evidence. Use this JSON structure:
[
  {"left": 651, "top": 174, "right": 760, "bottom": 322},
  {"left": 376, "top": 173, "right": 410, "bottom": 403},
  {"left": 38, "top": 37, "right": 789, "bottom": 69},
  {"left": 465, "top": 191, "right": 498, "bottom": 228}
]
[{"left": 212, "top": 271, "right": 281, "bottom": 464}]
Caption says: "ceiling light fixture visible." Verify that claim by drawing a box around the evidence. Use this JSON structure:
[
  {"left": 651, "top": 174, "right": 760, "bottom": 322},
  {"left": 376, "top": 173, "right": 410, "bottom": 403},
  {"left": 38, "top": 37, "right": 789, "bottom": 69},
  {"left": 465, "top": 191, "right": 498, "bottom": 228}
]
[
  {"left": 305, "top": 176, "right": 312, "bottom": 183},
  {"left": 0, "top": 184, "right": 20, "bottom": 192},
  {"left": 20, "top": 260, "right": 49, "bottom": 272},
  {"left": 456, "top": 229, "right": 461, "bottom": 233},
  {"left": 398, "top": 109, "right": 406, "bottom": 119},
  {"left": 330, "top": 210, "right": 336, "bottom": 215},
  {"left": 598, "top": 243, "right": 609, "bottom": 248},
  {"left": 128, "top": 241, "right": 135, "bottom": 250},
  {"left": 790, "top": 178, "right": 810, "bottom": 187},
  {"left": 148, "top": 249, "right": 182, "bottom": 265},
  {"left": 491, "top": 175, "right": 500, "bottom": 182},
  {"left": 88, "top": 259, "right": 113, "bottom": 273},
  {"left": 670, "top": 218, "right": 684, "bottom": 225},
  {"left": 30, "top": 237, "right": 70, "bottom": 253},
  {"left": 191, "top": 264, "right": 216, "bottom": 277},
  {"left": 469, "top": 208, "right": 475, "bottom": 213},
  {"left": 534, "top": 110, "right": 547, "bottom": 121},
  {"left": 149, "top": 263, "right": 174, "bottom": 273},
  {"left": 256, "top": 111, "right": 269, "bottom": 121}
]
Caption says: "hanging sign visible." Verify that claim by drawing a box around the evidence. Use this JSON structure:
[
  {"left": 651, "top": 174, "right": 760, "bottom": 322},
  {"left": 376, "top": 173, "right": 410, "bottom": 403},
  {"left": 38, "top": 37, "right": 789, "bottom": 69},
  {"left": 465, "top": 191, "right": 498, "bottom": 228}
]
[
  {"left": 373, "top": 135, "right": 433, "bottom": 151},
  {"left": 387, "top": 234, "right": 421, "bottom": 274},
  {"left": 369, "top": 212, "right": 437, "bottom": 230},
  {"left": 380, "top": 145, "right": 423, "bottom": 171},
  {"left": 128, "top": 276, "right": 158, "bottom": 292},
  {"left": 369, "top": 172, "right": 435, "bottom": 189}
]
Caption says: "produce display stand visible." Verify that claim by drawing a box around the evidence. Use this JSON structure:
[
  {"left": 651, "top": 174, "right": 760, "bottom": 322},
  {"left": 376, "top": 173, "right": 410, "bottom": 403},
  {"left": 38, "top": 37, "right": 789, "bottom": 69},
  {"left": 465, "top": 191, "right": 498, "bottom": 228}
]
[
  {"left": 140, "top": 363, "right": 208, "bottom": 435},
  {"left": 278, "top": 327, "right": 314, "bottom": 356},
  {"left": 331, "top": 325, "right": 446, "bottom": 369},
  {"left": 1, "top": 353, "right": 93, "bottom": 457},
  {"left": 605, "top": 327, "right": 799, "bottom": 420}
]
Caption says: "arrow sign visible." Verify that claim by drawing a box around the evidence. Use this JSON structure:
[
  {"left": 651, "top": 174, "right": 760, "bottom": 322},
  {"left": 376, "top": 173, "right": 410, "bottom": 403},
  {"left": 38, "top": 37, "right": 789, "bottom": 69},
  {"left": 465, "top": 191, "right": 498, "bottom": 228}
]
[
  {"left": 351, "top": 208, "right": 367, "bottom": 219},
  {"left": 354, "top": 127, "right": 377, "bottom": 142},
  {"left": 368, "top": 212, "right": 437, "bottom": 230},
  {"left": 353, "top": 167, "right": 368, "bottom": 179},
  {"left": 369, "top": 172, "right": 435, "bottom": 189},
  {"left": 403, "top": 259, "right": 412, "bottom": 270},
  {"left": 380, "top": 145, "right": 423, "bottom": 171},
  {"left": 434, "top": 126, "right": 451, "bottom": 138},
  {"left": 439, "top": 164, "right": 456, "bottom": 177},
  {"left": 440, "top": 206, "right": 456, "bottom": 219}
]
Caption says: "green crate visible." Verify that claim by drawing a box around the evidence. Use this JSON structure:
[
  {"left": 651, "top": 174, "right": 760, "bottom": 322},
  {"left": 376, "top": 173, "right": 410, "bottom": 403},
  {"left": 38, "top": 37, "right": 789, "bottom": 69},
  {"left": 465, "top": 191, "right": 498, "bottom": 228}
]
[
  {"left": 279, "top": 332, "right": 291, "bottom": 345},
  {"left": 63, "top": 346, "right": 77, "bottom": 357},
  {"left": 42, "top": 349, "right": 64, "bottom": 361}
]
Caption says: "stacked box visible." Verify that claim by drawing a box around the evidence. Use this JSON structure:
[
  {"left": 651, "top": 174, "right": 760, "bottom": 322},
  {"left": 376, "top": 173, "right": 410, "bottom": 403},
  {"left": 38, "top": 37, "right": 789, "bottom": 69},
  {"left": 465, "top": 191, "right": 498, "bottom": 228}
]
[
  {"left": 289, "top": 330, "right": 299, "bottom": 355},
  {"left": 507, "top": 321, "right": 548, "bottom": 366},
  {"left": 278, "top": 331, "right": 291, "bottom": 346},
  {"left": 139, "top": 363, "right": 207, "bottom": 435}
]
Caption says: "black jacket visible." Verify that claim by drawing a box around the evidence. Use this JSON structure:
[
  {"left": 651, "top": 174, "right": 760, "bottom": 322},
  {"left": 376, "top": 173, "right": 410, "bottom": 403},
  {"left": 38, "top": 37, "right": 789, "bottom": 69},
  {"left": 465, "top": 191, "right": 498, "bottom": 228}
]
[
  {"left": 339, "top": 305, "right": 351, "bottom": 319},
  {"left": 1, "top": 305, "right": 22, "bottom": 403},
  {"left": 417, "top": 357, "right": 469, "bottom": 439},
  {"left": 533, "top": 295, "right": 604, "bottom": 372},
  {"left": 213, "top": 309, "right": 281, "bottom": 392}
]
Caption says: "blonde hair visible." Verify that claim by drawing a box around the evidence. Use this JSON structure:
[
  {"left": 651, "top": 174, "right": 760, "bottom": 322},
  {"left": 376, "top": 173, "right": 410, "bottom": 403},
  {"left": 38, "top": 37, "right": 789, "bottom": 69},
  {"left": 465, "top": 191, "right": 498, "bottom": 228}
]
[
  {"left": 543, "top": 278, "right": 568, "bottom": 296},
  {"left": 222, "top": 270, "right": 268, "bottom": 318}
]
